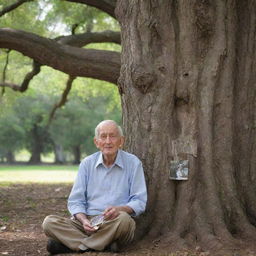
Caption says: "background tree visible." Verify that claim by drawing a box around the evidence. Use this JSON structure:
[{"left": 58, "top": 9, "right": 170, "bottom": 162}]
[
  {"left": 13, "top": 91, "right": 54, "bottom": 164},
  {"left": 0, "top": 110, "right": 25, "bottom": 163},
  {"left": 1, "top": 0, "right": 256, "bottom": 254},
  {"left": 49, "top": 93, "right": 121, "bottom": 164}
]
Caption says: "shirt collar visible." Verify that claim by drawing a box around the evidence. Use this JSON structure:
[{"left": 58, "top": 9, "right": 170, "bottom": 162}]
[{"left": 96, "top": 150, "right": 124, "bottom": 169}]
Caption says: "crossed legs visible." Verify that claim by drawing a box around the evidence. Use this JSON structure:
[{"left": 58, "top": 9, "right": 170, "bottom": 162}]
[{"left": 42, "top": 211, "right": 136, "bottom": 252}]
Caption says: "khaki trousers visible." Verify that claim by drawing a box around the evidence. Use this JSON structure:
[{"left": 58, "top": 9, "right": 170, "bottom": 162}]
[{"left": 42, "top": 211, "right": 136, "bottom": 251}]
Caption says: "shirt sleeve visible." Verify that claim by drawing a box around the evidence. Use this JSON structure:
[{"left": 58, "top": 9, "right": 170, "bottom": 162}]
[
  {"left": 126, "top": 161, "right": 147, "bottom": 216},
  {"left": 67, "top": 160, "right": 88, "bottom": 216}
]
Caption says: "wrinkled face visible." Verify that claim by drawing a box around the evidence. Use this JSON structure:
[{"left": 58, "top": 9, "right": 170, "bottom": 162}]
[{"left": 94, "top": 123, "right": 124, "bottom": 159}]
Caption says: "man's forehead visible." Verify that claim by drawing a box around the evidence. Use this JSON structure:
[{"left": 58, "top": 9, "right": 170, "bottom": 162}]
[{"left": 98, "top": 123, "right": 119, "bottom": 134}]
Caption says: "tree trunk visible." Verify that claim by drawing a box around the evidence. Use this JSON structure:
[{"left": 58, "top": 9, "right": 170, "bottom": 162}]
[
  {"left": 54, "top": 144, "right": 66, "bottom": 164},
  {"left": 6, "top": 151, "right": 15, "bottom": 164},
  {"left": 28, "top": 124, "right": 42, "bottom": 164},
  {"left": 116, "top": 0, "right": 256, "bottom": 252},
  {"left": 73, "top": 146, "right": 81, "bottom": 164}
]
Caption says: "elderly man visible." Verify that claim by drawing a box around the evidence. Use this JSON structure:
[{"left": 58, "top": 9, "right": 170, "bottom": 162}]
[{"left": 42, "top": 120, "right": 147, "bottom": 254}]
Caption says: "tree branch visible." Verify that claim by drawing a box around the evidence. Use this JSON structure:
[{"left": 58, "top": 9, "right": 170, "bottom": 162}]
[
  {"left": 19, "top": 61, "right": 41, "bottom": 92},
  {"left": 1, "top": 50, "right": 11, "bottom": 95},
  {"left": 0, "top": 28, "right": 120, "bottom": 84},
  {"left": 64, "top": 0, "right": 117, "bottom": 18},
  {"left": 0, "top": 61, "right": 41, "bottom": 92},
  {"left": 0, "top": 82, "right": 20, "bottom": 91},
  {"left": 56, "top": 30, "right": 121, "bottom": 47},
  {"left": 48, "top": 76, "right": 76, "bottom": 125},
  {"left": 0, "top": 0, "right": 32, "bottom": 17},
  {"left": 2, "top": 50, "right": 10, "bottom": 82}
]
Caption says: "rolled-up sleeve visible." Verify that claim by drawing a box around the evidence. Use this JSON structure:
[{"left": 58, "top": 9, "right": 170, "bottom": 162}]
[
  {"left": 126, "top": 161, "right": 147, "bottom": 216},
  {"left": 67, "top": 161, "right": 87, "bottom": 216}
]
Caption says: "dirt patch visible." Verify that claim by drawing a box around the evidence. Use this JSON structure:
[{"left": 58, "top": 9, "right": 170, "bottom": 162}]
[
  {"left": 0, "top": 183, "right": 70, "bottom": 256},
  {"left": 0, "top": 184, "right": 256, "bottom": 256}
]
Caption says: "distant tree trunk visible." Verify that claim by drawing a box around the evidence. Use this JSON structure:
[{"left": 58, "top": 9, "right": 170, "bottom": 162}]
[
  {"left": 116, "top": 0, "right": 256, "bottom": 252},
  {"left": 28, "top": 124, "right": 42, "bottom": 164},
  {"left": 54, "top": 144, "right": 66, "bottom": 164},
  {"left": 73, "top": 146, "right": 81, "bottom": 164},
  {"left": 6, "top": 151, "right": 14, "bottom": 164}
]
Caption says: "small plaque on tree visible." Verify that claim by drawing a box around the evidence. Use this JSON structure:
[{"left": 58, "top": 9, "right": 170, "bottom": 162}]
[{"left": 169, "top": 160, "right": 189, "bottom": 180}]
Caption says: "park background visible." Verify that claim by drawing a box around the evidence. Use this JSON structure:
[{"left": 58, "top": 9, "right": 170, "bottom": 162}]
[{"left": 0, "top": 1, "right": 124, "bottom": 255}]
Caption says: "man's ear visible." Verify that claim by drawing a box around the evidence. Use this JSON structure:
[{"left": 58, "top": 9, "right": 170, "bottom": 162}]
[
  {"left": 119, "top": 136, "right": 125, "bottom": 148},
  {"left": 94, "top": 137, "right": 99, "bottom": 149}
]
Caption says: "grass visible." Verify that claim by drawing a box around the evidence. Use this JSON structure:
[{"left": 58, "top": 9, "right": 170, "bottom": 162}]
[{"left": 0, "top": 165, "right": 77, "bottom": 184}]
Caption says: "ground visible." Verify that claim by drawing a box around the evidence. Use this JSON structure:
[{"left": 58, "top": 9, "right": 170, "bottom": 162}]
[{"left": 0, "top": 183, "right": 256, "bottom": 256}]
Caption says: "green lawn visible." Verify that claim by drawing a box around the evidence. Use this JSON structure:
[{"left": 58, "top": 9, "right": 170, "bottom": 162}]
[{"left": 0, "top": 165, "right": 77, "bottom": 184}]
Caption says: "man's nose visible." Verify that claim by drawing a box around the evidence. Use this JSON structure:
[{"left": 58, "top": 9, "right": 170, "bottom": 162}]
[{"left": 105, "top": 136, "right": 111, "bottom": 143}]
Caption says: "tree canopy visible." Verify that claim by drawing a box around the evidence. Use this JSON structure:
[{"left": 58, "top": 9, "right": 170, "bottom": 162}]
[
  {"left": 0, "top": 0, "right": 121, "bottom": 90},
  {"left": 0, "top": 0, "right": 122, "bottom": 163}
]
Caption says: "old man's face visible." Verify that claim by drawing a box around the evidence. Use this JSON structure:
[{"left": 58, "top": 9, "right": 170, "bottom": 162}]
[{"left": 94, "top": 122, "right": 124, "bottom": 159}]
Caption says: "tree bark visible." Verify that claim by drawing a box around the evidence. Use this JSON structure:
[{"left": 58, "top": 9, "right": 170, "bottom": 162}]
[{"left": 116, "top": 0, "right": 256, "bottom": 252}]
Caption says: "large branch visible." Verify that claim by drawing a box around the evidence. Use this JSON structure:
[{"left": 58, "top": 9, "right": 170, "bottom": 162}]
[
  {"left": 56, "top": 30, "right": 120, "bottom": 47},
  {"left": 0, "top": 28, "right": 120, "bottom": 84},
  {"left": 0, "top": 0, "right": 32, "bottom": 17},
  {"left": 65, "top": 0, "right": 117, "bottom": 18}
]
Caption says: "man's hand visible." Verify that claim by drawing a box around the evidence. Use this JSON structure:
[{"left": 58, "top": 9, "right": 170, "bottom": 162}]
[
  {"left": 103, "top": 205, "right": 134, "bottom": 221},
  {"left": 103, "top": 206, "right": 120, "bottom": 220},
  {"left": 75, "top": 213, "right": 96, "bottom": 233},
  {"left": 81, "top": 218, "right": 97, "bottom": 233}
]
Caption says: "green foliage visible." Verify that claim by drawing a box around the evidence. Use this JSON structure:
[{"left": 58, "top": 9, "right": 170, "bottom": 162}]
[
  {"left": 0, "top": 1, "right": 49, "bottom": 35},
  {"left": 49, "top": 91, "right": 121, "bottom": 156},
  {"left": 0, "top": 0, "right": 119, "bottom": 36},
  {"left": 0, "top": 0, "right": 122, "bottom": 162},
  {"left": 0, "top": 109, "right": 25, "bottom": 157},
  {"left": 0, "top": 79, "right": 121, "bottom": 162},
  {"left": 46, "top": 0, "right": 119, "bottom": 34},
  {"left": 13, "top": 90, "right": 55, "bottom": 156}
]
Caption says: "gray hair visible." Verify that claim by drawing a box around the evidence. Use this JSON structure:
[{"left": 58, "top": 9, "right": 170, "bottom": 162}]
[{"left": 95, "top": 120, "right": 123, "bottom": 138}]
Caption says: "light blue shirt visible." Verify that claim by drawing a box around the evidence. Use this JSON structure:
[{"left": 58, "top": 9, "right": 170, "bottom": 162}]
[{"left": 68, "top": 150, "right": 147, "bottom": 217}]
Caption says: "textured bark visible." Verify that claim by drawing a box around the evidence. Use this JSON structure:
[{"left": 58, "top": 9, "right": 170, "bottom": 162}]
[
  {"left": 56, "top": 30, "right": 120, "bottom": 47},
  {"left": 116, "top": 0, "right": 256, "bottom": 252}
]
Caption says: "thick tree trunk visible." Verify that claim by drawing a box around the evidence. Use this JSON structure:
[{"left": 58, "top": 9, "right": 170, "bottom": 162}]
[
  {"left": 116, "top": 0, "right": 256, "bottom": 252},
  {"left": 29, "top": 147, "right": 41, "bottom": 164}
]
